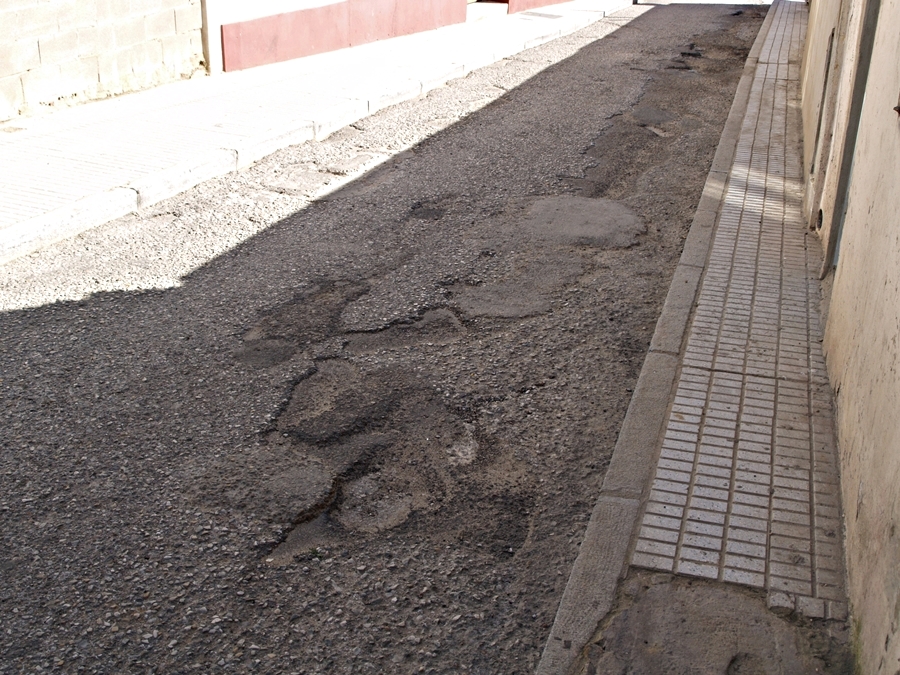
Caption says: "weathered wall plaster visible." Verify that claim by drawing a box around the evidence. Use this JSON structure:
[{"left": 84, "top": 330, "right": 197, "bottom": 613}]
[{"left": 802, "top": 0, "right": 900, "bottom": 670}]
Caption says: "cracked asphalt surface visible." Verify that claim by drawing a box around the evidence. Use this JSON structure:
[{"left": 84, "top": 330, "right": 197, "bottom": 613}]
[{"left": 0, "top": 5, "right": 765, "bottom": 673}]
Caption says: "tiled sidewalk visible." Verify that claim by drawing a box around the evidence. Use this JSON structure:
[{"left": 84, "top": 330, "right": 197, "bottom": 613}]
[{"left": 631, "top": 0, "right": 848, "bottom": 620}]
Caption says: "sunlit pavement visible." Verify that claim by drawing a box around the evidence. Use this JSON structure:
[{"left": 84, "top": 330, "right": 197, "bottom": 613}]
[{"left": 0, "top": 0, "right": 629, "bottom": 265}]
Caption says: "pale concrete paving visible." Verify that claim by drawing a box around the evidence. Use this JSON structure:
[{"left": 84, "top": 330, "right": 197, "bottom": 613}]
[
  {"left": 0, "top": 0, "right": 627, "bottom": 265},
  {"left": 540, "top": 0, "right": 851, "bottom": 672}
]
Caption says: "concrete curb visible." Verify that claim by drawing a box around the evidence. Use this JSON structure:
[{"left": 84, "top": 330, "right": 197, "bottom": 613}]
[
  {"left": 0, "top": 1, "right": 619, "bottom": 266},
  {"left": 534, "top": 5, "right": 779, "bottom": 674}
]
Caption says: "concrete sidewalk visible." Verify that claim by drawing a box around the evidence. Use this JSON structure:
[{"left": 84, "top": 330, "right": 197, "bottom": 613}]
[
  {"left": 539, "top": 1, "right": 850, "bottom": 672},
  {"left": 0, "top": 0, "right": 628, "bottom": 266}
]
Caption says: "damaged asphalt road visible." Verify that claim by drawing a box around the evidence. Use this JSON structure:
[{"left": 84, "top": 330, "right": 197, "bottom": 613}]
[{"left": 0, "top": 5, "right": 768, "bottom": 674}]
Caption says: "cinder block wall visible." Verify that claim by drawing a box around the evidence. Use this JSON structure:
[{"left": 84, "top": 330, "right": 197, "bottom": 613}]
[{"left": 0, "top": 0, "right": 205, "bottom": 122}]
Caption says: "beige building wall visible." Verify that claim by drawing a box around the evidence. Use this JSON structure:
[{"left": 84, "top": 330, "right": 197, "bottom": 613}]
[
  {"left": 0, "top": 0, "right": 205, "bottom": 122},
  {"left": 801, "top": 0, "right": 900, "bottom": 671}
]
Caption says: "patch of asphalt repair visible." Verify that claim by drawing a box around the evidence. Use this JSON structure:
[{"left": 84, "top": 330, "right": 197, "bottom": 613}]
[{"left": 1, "top": 5, "right": 773, "bottom": 674}]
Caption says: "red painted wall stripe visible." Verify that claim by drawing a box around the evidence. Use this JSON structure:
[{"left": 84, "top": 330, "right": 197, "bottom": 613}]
[{"left": 221, "top": 0, "right": 466, "bottom": 73}]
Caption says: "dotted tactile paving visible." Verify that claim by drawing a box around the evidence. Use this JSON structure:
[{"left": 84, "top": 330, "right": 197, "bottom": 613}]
[{"left": 631, "top": 0, "right": 847, "bottom": 620}]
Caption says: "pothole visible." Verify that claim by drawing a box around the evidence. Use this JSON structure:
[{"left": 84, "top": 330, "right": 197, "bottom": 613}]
[
  {"left": 345, "top": 308, "right": 465, "bottom": 353},
  {"left": 277, "top": 361, "right": 396, "bottom": 444},
  {"left": 235, "top": 280, "right": 369, "bottom": 366},
  {"left": 267, "top": 362, "right": 494, "bottom": 562},
  {"left": 233, "top": 338, "right": 296, "bottom": 367}
]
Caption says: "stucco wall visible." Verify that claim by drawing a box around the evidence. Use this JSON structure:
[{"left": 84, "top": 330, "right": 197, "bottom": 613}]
[
  {"left": 0, "top": 0, "right": 204, "bottom": 122},
  {"left": 802, "top": 0, "right": 900, "bottom": 671},
  {"left": 799, "top": 0, "right": 842, "bottom": 230}
]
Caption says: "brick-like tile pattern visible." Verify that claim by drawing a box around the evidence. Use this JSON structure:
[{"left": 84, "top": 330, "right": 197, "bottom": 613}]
[{"left": 632, "top": 0, "right": 848, "bottom": 619}]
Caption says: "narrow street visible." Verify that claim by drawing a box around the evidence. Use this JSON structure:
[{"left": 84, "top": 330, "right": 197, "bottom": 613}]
[{"left": 1, "top": 5, "right": 766, "bottom": 673}]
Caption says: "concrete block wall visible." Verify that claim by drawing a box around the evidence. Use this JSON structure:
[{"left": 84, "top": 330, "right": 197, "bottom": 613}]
[{"left": 0, "top": 0, "right": 205, "bottom": 122}]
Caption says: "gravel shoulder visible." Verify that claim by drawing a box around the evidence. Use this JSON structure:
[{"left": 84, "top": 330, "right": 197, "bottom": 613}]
[{"left": 0, "top": 6, "right": 765, "bottom": 674}]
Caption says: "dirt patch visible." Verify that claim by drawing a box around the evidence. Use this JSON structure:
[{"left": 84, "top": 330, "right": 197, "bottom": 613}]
[
  {"left": 519, "top": 196, "right": 646, "bottom": 248},
  {"left": 580, "top": 571, "right": 852, "bottom": 675}
]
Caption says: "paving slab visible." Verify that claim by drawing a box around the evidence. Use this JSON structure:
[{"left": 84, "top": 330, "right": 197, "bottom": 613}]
[{"left": 0, "top": 0, "right": 626, "bottom": 265}]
